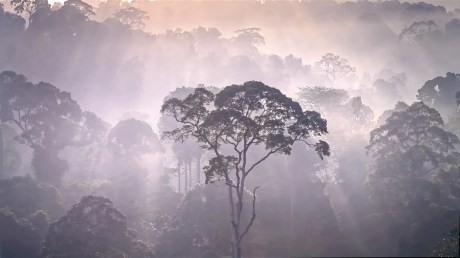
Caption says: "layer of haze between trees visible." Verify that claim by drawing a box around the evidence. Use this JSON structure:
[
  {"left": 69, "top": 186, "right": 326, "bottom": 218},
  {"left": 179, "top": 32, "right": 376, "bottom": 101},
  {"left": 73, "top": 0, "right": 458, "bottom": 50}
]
[{"left": 0, "top": 0, "right": 459, "bottom": 257}]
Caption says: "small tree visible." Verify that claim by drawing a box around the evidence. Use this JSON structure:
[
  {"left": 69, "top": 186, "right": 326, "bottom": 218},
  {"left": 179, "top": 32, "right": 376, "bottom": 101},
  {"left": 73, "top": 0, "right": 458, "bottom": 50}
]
[
  {"left": 108, "top": 118, "right": 160, "bottom": 159},
  {"left": 315, "top": 53, "right": 356, "bottom": 84},
  {"left": 112, "top": 6, "right": 149, "bottom": 30},
  {"left": 161, "top": 81, "right": 330, "bottom": 258}
]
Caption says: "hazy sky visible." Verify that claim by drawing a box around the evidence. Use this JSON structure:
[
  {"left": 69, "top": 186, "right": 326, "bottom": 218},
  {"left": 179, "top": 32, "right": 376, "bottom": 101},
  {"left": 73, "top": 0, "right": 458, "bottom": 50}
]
[{"left": 47, "top": 0, "right": 460, "bottom": 10}]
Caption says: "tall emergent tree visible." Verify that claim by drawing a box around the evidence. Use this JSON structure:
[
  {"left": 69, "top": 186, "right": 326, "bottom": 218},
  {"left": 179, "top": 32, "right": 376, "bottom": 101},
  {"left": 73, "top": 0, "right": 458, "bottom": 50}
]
[{"left": 161, "top": 81, "right": 330, "bottom": 258}]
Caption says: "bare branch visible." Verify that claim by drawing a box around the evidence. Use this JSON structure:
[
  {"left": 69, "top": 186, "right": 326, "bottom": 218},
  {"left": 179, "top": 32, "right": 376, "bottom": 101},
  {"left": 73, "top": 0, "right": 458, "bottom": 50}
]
[{"left": 246, "top": 146, "right": 284, "bottom": 175}]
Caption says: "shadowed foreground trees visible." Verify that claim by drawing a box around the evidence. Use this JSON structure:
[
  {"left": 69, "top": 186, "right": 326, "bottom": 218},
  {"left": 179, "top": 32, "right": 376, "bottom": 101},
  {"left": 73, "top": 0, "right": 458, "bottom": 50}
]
[
  {"left": 161, "top": 81, "right": 330, "bottom": 258},
  {"left": 0, "top": 208, "right": 41, "bottom": 258},
  {"left": 41, "top": 195, "right": 154, "bottom": 258},
  {"left": 367, "top": 101, "right": 460, "bottom": 256}
]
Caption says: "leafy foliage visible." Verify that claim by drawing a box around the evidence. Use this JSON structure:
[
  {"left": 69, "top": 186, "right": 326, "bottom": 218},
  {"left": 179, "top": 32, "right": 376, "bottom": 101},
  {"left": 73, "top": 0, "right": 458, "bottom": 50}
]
[
  {"left": 0, "top": 176, "right": 63, "bottom": 219},
  {"left": 42, "top": 195, "right": 154, "bottom": 258},
  {"left": 367, "top": 101, "right": 460, "bottom": 256},
  {"left": 315, "top": 53, "right": 356, "bottom": 84},
  {"left": 0, "top": 208, "right": 42, "bottom": 258},
  {"left": 112, "top": 6, "right": 149, "bottom": 30},
  {"left": 162, "top": 81, "right": 330, "bottom": 182},
  {"left": 432, "top": 228, "right": 460, "bottom": 257},
  {"left": 417, "top": 72, "right": 460, "bottom": 117},
  {"left": 0, "top": 71, "right": 107, "bottom": 185},
  {"left": 161, "top": 81, "right": 329, "bottom": 257},
  {"left": 108, "top": 118, "right": 160, "bottom": 158}
]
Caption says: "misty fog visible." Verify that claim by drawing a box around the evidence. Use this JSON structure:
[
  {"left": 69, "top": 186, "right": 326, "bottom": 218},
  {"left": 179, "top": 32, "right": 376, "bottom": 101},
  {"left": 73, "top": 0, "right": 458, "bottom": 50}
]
[{"left": 0, "top": 0, "right": 459, "bottom": 257}]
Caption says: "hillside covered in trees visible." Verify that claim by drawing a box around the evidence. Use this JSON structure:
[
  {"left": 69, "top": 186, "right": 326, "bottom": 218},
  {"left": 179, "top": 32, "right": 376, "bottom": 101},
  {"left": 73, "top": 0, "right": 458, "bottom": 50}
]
[{"left": 0, "top": 0, "right": 459, "bottom": 257}]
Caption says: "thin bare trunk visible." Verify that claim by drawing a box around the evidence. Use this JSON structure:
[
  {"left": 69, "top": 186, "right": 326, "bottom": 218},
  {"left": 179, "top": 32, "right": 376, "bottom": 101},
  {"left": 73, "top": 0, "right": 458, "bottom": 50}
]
[
  {"left": 188, "top": 161, "right": 192, "bottom": 190},
  {"left": 177, "top": 163, "right": 181, "bottom": 194},
  {"left": 196, "top": 155, "right": 201, "bottom": 184},
  {"left": 184, "top": 161, "right": 188, "bottom": 193},
  {"left": 0, "top": 128, "right": 3, "bottom": 179}
]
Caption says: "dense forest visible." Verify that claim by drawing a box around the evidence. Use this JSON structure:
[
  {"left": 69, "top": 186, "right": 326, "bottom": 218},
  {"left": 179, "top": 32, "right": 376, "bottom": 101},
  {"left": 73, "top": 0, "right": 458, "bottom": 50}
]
[{"left": 0, "top": 0, "right": 459, "bottom": 257}]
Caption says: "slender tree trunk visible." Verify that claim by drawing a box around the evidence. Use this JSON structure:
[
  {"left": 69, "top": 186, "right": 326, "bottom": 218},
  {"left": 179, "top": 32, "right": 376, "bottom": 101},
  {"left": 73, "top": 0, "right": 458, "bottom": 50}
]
[
  {"left": 196, "top": 155, "right": 201, "bottom": 184},
  {"left": 188, "top": 160, "right": 192, "bottom": 190},
  {"left": 184, "top": 161, "right": 188, "bottom": 193},
  {"left": 177, "top": 162, "right": 181, "bottom": 194},
  {"left": 0, "top": 127, "right": 3, "bottom": 180}
]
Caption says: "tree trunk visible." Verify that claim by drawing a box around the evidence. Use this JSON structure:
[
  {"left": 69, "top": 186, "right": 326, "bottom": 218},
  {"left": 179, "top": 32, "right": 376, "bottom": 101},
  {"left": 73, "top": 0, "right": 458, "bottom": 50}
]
[
  {"left": 184, "top": 161, "right": 188, "bottom": 193},
  {"left": 196, "top": 155, "right": 201, "bottom": 184},
  {"left": 177, "top": 162, "right": 181, "bottom": 194},
  {"left": 227, "top": 183, "right": 239, "bottom": 258},
  {"left": 0, "top": 127, "right": 3, "bottom": 180},
  {"left": 188, "top": 160, "right": 192, "bottom": 190}
]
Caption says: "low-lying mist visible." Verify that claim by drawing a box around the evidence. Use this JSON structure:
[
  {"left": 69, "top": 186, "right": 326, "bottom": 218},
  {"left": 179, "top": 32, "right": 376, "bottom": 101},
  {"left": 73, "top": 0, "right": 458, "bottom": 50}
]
[{"left": 0, "top": 0, "right": 459, "bottom": 257}]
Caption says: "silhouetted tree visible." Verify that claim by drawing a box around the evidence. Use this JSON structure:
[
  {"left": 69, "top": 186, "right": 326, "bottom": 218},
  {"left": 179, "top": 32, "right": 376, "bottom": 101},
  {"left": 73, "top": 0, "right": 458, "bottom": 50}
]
[
  {"left": 159, "top": 86, "right": 219, "bottom": 193},
  {"left": 112, "top": 6, "right": 148, "bottom": 30},
  {"left": 315, "top": 53, "right": 356, "bottom": 84},
  {"left": 161, "top": 81, "right": 330, "bottom": 258}
]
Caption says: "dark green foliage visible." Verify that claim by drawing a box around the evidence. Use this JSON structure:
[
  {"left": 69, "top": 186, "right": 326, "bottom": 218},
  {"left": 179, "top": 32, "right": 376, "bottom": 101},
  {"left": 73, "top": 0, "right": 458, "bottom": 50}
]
[
  {"left": 376, "top": 101, "right": 409, "bottom": 127},
  {"left": 0, "top": 208, "right": 42, "bottom": 258},
  {"left": 367, "top": 101, "right": 460, "bottom": 256},
  {"left": 432, "top": 228, "right": 460, "bottom": 257},
  {"left": 155, "top": 183, "right": 249, "bottom": 257},
  {"left": 417, "top": 72, "right": 460, "bottom": 117},
  {"left": 42, "top": 195, "right": 154, "bottom": 258},
  {"left": 0, "top": 176, "right": 63, "bottom": 220}
]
